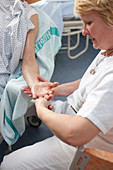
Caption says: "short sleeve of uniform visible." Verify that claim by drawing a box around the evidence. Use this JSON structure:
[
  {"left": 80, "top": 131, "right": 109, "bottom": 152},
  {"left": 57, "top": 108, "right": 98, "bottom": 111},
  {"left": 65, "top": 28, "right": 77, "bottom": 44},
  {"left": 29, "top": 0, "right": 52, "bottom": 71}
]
[{"left": 77, "top": 74, "right": 113, "bottom": 134}]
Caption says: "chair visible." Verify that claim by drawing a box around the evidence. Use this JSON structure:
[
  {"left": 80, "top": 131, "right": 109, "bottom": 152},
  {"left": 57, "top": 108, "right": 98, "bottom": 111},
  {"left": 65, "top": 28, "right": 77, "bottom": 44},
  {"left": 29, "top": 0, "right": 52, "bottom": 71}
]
[
  {"left": 62, "top": 15, "right": 89, "bottom": 59},
  {"left": 69, "top": 147, "right": 113, "bottom": 170}
]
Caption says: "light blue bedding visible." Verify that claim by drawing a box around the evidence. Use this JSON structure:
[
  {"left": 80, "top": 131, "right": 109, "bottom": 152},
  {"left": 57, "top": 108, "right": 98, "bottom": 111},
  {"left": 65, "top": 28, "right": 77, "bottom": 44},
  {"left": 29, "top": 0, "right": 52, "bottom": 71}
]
[{"left": 31, "top": 0, "right": 75, "bottom": 36}]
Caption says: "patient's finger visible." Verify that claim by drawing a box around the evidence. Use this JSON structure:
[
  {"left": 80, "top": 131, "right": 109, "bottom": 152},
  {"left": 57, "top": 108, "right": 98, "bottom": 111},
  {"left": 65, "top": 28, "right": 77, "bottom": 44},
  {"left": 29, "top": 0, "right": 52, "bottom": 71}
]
[
  {"left": 45, "top": 94, "right": 53, "bottom": 101},
  {"left": 24, "top": 91, "right": 32, "bottom": 94},
  {"left": 38, "top": 75, "right": 49, "bottom": 82},
  {"left": 22, "top": 87, "right": 31, "bottom": 92},
  {"left": 32, "top": 89, "right": 38, "bottom": 99},
  {"left": 23, "top": 88, "right": 32, "bottom": 94},
  {"left": 47, "top": 89, "right": 54, "bottom": 95},
  {"left": 49, "top": 82, "right": 59, "bottom": 88}
]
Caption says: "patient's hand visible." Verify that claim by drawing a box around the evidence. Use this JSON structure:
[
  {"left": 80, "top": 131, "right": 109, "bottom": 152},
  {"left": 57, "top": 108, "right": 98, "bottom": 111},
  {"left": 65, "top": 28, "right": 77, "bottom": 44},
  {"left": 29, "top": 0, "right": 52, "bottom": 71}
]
[{"left": 22, "top": 75, "right": 59, "bottom": 100}]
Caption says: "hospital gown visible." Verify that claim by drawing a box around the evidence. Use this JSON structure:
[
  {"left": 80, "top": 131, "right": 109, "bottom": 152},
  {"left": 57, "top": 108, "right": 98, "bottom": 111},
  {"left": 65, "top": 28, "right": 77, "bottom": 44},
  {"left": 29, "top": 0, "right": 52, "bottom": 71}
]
[{"left": 0, "top": 0, "right": 37, "bottom": 99}]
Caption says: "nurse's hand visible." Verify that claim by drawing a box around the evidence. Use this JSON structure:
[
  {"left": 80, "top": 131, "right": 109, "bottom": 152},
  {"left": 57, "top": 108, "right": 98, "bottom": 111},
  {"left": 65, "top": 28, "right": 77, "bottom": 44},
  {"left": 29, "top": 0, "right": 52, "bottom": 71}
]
[{"left": 35, "top": 97, "right": 53, "bottom": 119}]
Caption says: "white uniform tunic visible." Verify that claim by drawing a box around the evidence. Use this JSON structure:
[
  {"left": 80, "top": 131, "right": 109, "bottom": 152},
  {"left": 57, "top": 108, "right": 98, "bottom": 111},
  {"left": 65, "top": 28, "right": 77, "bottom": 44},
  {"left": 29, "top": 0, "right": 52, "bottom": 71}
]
[{"left": 67, "top": 50, "right": 113, "bottom": 152}]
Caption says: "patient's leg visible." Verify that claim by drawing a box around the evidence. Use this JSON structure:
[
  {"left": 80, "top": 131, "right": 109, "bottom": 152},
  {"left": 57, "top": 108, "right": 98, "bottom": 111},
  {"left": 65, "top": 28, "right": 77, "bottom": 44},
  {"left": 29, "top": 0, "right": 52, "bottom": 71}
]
[{"left": 0, "top": 136, "right": 76, "bottom": 170}]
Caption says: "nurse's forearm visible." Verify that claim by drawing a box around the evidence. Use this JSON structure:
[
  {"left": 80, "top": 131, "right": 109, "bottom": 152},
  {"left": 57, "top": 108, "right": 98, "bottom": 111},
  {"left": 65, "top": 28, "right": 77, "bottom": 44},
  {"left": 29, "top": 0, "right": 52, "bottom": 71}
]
[
  {"left": 37, "top": 105, "right": 100, "bottom": 147},
  {"left": 54, "top": 79, "right": 81, "bottom": 97}
]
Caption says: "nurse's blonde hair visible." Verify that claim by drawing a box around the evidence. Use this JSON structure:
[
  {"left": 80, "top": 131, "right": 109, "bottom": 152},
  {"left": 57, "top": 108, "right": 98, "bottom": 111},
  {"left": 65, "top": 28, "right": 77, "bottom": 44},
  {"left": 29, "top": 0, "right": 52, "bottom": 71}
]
[{"left": 74, "top": 0, "right": 113, "bottom": 26}]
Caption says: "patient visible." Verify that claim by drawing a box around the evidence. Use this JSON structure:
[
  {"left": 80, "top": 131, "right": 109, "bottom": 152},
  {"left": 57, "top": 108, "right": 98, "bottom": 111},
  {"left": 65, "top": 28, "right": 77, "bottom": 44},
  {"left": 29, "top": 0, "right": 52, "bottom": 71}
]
[
  {"left": 0, "top": 0, "right": 58, "bottom": 100},
  {"left": 1, "top": 0, "right": 113, "bottom": 169},
  {"left": 0, "top": 0, "right": 59, "bottom": 144}
]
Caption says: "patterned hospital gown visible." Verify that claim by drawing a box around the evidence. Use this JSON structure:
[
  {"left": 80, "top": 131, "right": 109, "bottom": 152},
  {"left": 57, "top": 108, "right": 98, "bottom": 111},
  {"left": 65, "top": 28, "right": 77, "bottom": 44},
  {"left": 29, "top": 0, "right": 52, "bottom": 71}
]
[{"left": 0, "top": 0, "right": 37, "bottom": 99}]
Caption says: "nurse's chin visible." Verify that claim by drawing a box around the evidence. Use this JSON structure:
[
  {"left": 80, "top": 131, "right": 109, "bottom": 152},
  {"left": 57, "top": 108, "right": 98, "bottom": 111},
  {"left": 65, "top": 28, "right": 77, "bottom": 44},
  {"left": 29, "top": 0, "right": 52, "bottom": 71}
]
[
  {"left": 92, "top": 41, "right": 100, "bottom": 50},
  {"left": 92, "top": 44, "right": 100, "bottom": 50}
]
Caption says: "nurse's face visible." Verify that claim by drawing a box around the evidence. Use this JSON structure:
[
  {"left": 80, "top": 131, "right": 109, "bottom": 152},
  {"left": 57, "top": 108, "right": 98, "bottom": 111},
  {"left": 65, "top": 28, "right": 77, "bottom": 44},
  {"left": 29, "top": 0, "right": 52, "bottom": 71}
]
[{"left": 81, "top": 10, "right": 113, "bottom": 51}]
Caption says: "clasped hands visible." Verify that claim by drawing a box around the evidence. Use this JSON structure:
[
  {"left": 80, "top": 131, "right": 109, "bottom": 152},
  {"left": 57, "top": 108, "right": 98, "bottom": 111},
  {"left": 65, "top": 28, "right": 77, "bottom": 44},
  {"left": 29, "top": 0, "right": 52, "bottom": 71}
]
[{"left": 22, "top": 75, "right": 59, "bottom": 110}]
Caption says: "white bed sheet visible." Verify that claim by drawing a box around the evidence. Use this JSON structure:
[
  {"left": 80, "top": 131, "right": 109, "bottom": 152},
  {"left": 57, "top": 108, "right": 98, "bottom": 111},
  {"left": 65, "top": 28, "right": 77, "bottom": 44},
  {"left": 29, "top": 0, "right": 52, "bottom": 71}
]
[{"left": 31, "top": 0, "right": 75, "bottom": 36}]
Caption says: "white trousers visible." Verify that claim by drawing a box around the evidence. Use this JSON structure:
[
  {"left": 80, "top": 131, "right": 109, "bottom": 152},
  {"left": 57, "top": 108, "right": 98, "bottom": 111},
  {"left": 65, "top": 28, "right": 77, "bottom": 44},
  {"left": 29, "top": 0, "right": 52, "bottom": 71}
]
[
  {"left": 0, "top": 101, "right": 78, "bottom": 169},
  {"left": 0, "top": 136, "right": 77, "bottom": 170}
]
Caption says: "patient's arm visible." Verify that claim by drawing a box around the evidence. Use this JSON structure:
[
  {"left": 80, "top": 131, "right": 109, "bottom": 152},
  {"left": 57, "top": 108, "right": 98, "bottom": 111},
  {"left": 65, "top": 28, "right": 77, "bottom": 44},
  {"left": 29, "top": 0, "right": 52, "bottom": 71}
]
[
  {"left": 22, "top": 13, "right": 58, "bottom": 99},
  {"left": 22, "top": 13, "right": 40, "bottom": 99}
]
